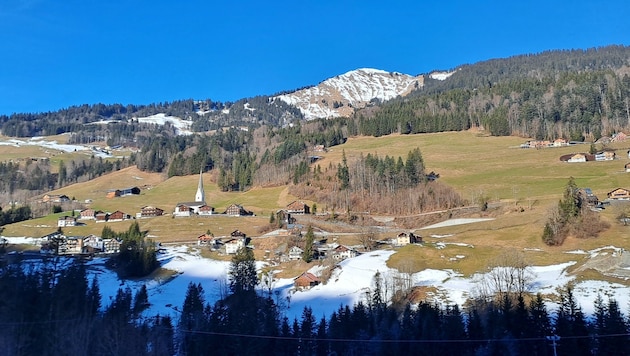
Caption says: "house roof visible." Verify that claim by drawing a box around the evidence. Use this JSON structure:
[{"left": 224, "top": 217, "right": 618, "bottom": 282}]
[
  {"left": 295, "top": 272, "right": 320, "bottom": 283},
  {"left": 287, "top": 200, "right": 309, "bottom": 209}
]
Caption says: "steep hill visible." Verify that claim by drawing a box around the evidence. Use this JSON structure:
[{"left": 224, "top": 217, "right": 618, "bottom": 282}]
[{"left": 275, "top": 68, "right": 423, "bottom": 119}]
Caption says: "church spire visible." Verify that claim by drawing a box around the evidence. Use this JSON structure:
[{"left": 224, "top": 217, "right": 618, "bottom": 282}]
[{"left": 195, "top": 168, "right": 205, "bottom": 203}]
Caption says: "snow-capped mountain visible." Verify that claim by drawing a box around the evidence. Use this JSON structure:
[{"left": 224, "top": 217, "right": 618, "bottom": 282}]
[{"left": 275, "top": 68, "right": 423, "bottom": 120}]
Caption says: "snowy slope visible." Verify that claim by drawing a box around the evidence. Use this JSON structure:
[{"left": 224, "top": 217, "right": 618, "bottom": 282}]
[
  {"left": 275, "top": 68, "right": 423, "bottom": 120},
  {"left": 5, "top": 237, "right": 629, "bottom": 323}
]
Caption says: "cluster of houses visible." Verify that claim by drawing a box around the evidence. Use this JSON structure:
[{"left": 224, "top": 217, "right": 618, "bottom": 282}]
[
  {"left": 57, "top": 208, "right": 146, "bottom": 227},
  {"left": 291, "top": 231, "right": 422, "bottom": 290},
  {"left": 521, "top": 133, "right": 628, "bottom": 150},
  {"left": 39, "top": 231, "right": 121, "bottom": 255},
  {"left": 520, "top": 138, "right": 571, "bottom": 149},
  {"left": 574, "top": 186, "right": 630, "bottom": 208},
  {"left": 560, "top": 150, "right": 616, "bottom": 163},
  {"left": 197, "top": 230, "right": 249, "bottom": 255}
]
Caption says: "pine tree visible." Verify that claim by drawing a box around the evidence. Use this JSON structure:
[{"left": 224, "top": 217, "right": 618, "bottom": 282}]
[
  {"left": 302, "top": 226, "right": 315, "bottom": 263},
  {"left": 229, "top": 247, "right": 258, "bottom": 295}
]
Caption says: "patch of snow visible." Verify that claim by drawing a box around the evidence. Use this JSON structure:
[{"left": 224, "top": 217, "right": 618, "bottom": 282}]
[
  {"left": 443, "top": 242, "right": 474, "bottom": 248},
  {"left": 134, "top": 113, "right": 193, "bottom": 135},
  {"left": 0, "top": 137, "right": 112, "bottom": 158},
  {"left": 5, "top": 243, "right": 630, "bottom": 324},
  {"left": 430, "top": 234, "right": 454, "bottom": 238},
  {"left": 429, "top": 70, "right": 455, "bottom": 81},
  {"left": 566, "top": 250, "right": 588, "bottom": 255},
  {"left": 420, "top": 218, "right": 494, "bottom": 229}
]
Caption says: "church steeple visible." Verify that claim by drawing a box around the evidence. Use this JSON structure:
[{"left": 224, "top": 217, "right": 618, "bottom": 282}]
[{"left": 195, "top": 168, "right": 205, "bottom": 203}]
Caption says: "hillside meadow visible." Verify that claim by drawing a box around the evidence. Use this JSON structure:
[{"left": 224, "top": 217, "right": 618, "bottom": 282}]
[{"left": 3, "top": 130, "right": 630, "bottom": 282}]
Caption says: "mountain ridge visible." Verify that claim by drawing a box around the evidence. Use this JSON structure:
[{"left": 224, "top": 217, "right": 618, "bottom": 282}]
[{"left": 274, "top": 68, "right": 424, "bottom": 120}]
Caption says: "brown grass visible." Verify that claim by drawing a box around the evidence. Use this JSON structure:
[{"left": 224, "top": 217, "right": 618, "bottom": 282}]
[{"left": 3, "top": 131, "right": 630, "bottom": 283}]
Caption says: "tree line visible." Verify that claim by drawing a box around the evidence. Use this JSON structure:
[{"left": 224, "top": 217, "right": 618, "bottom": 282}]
[{"left": 2, "top": 246, "right": 628, "bottom": 355}]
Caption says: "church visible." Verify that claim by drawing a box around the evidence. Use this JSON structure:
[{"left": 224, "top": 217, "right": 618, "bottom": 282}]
[{"left": 173, "top": 170, "right": 215, "bottom": 217}]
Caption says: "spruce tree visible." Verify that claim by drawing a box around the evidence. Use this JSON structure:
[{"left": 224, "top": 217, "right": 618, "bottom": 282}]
[
  {"left": 228, "top": 247, "right": 258, "bottom": 295},
  {"left": 302, "top": 225, "right": 315, "bottom": 263}
]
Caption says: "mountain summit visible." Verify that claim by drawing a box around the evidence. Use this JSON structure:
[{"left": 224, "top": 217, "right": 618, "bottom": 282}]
[{"left": 275, "top": 68, "right": 423, "bottom": 120}]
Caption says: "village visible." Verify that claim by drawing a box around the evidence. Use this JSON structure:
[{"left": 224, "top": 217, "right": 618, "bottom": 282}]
[{"left": 18, "top": 169, "right": 431, "bottom": 292}]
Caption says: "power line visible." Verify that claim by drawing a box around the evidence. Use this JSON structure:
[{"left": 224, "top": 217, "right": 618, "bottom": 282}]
[{"left": 176, "top": 327, "right": 630, "bottom": 344}]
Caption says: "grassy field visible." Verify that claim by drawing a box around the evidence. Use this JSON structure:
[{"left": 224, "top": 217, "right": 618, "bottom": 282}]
[{"left": 3, "top": 130, "right": 630, "bottom": 282}]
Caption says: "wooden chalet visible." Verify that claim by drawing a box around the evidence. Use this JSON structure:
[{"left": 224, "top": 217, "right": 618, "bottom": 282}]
[
  {"left": 95, "top": 211, "right": 108, "bottom": 222},
  {"left": 294, "top": 272, "right": 321, "bottom": 289},
  {"left": 198, "top": 204, "right": 215, "bottom": 216},
  {"left": 286, "top": 201, "right": 311, "bottom": 215},
  {"left": 331, "top": 245, "right": 358, "bottom": 260},
  {"left": 108, "top": 210, "right": 130, "bottom": 222},
  {"left": 140, "top": 206, "right": 164, "bottom": 218},
  {"left": 197, "top": 233, "right": 214, "bottom": 246},
  {"left": 103, "top": 238, "right": 121, "bottom": 254},
  {"left": 174, "top": 204, "right": 193, "bottom": 217},
  {"left": 607, "top": 188, "right": 630, "bottom": 200},
  {"left": 224, "top": 204, "right": 252, "bottom": 216},
  {"left": 79, "top": 208, "right": 96, "bottom": 220}
]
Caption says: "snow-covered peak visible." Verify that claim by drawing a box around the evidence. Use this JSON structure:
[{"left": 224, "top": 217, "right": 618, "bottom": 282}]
[{"left": 275, "top": 68, "right": 423, "bottom": 120}]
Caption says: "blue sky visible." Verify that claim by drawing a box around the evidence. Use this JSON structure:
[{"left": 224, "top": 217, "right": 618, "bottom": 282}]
[{"left": 1, "top": 0, "right": 629, "bottom": 115}]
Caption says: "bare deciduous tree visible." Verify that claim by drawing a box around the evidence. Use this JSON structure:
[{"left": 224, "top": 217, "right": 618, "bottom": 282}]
[
  {"left": 357, "top": 227, "right": 378, "bottom": 251},
  {"left": 475, "top": 251, "right": 534, "bottom": 301}
]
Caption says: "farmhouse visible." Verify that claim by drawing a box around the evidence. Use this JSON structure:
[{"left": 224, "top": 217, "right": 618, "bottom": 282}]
[
  {"left": 108, "top": 210, "right": 131, "bottom": 222},
  {"left": 607, "top": 188, "right": 630, "bottom": 200},
  {"left": 57, "top": 216, "right": 77, "bottom": 227},
  {"left": 625, "top": 162, "right": 630, "bottom": 173},
  {"left": 79, "top": 208, "right": 96, "bottom": 220},
  {"left": 331, "top": 245, "right": 359, "bottom": 260},
  {"left": 286, "top": 201, "right": 311, "bottom": 215},
  {"left": 198, "top": 204, "right": 215, "bottom": 216},
  {"left": 393, "top": 232, "right": 421, "bottom": 246},
  {"left": 139, "top": 206, "right": 164, "bottom": 218},
  {"left": 224, "top": 204, "right": 253, "bottom": 216},
  {"left": 294, "top": 272, "right": 321, "bottom": 289},
  {"left": 224, "top": 238, "right": 246, "bottom": 254},
  {"left": 197, "top": 233, "right": 214, "bottom": 246},
  {"left": 567, "top": 153, "right": 587, "bottom": 163},
  {"left": 287, "top": 246, "right": 304, "bottom": 261},
  {"left": 173, "top": 204, "right": 193, "bottom": 217},
  {"left": 42, "top": 194, "right": 70, "bottom": 203},
  {"left": 95, "top": 211, "right": 108, "bottom": 222}
]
